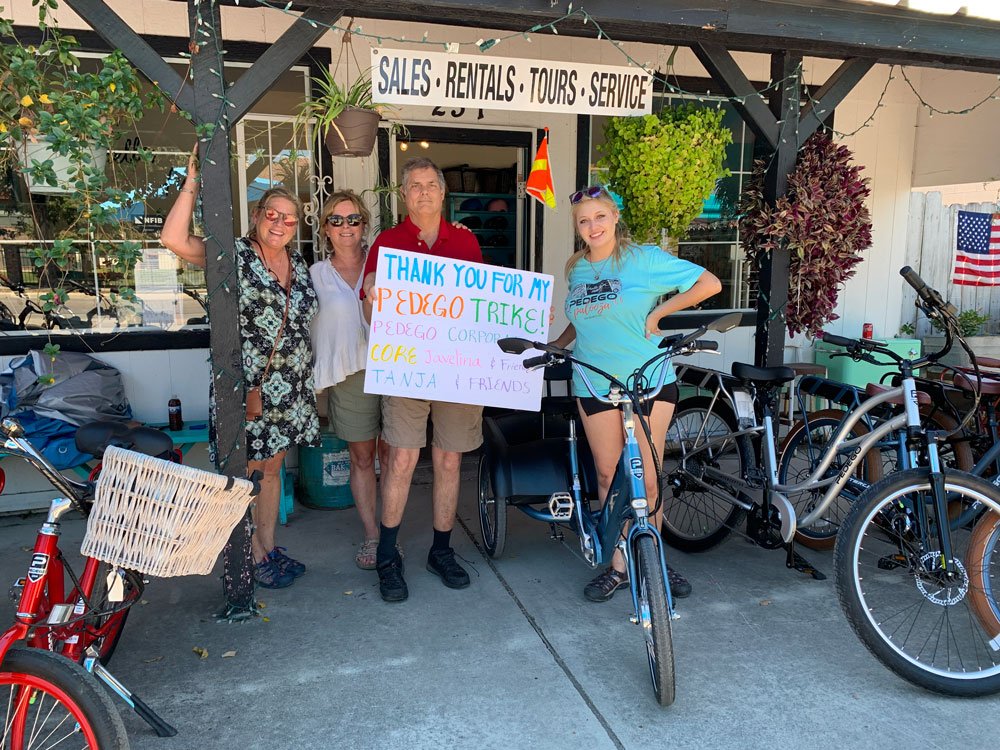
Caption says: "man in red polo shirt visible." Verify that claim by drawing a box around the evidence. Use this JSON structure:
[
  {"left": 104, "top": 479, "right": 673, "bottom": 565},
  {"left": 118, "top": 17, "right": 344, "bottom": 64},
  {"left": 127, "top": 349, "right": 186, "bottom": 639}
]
[{"left": 361, "top": 157, "right": 484, "bottom": 603}]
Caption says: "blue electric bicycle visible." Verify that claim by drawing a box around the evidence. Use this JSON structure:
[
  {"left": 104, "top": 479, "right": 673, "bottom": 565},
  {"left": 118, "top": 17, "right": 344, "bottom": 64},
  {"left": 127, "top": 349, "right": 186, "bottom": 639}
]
[{"left": 483, "top": 313, "right": 740, "bottom": 706}]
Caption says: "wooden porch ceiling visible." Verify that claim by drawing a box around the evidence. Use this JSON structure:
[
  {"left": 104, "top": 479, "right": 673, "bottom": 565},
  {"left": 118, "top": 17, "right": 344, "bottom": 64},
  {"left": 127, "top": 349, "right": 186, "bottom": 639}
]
[{"left": 208, "top": 0, "right": 1000, "bottom": 73}]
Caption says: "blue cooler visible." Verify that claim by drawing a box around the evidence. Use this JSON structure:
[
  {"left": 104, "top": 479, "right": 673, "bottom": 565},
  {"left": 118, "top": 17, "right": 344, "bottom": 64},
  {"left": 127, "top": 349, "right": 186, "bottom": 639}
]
[{"left": 297, "top": 433, "right": 354, "bottom": 509}]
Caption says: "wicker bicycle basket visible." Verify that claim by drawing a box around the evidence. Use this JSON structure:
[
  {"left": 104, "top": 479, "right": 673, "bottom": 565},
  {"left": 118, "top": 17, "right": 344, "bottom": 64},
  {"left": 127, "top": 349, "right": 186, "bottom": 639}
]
[{"left": 80, "top": 446, "right": 255, "bottom": 578}]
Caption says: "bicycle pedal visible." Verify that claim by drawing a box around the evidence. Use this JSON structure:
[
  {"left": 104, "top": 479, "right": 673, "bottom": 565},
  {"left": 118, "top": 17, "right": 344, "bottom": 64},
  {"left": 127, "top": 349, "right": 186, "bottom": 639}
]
[
  {"left": 548, "top": 492, "right": 573, "bottom": 521},
  {"left": 877, "top": 554, "right": 907, "bottom": 571}
]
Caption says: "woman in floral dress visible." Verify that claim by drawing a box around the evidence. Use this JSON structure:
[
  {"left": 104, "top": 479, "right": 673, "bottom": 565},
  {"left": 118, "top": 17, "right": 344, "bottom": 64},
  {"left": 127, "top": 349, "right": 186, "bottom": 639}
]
[{"left": 162, "top": 147, "right": 319, "bottom": 589}]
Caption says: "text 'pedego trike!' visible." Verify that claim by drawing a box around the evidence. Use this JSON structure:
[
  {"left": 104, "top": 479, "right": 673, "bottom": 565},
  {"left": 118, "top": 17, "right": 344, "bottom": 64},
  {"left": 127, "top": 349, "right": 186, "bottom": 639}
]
[{"left": 479, "top": 314, "right": 741, "bottom": 706}]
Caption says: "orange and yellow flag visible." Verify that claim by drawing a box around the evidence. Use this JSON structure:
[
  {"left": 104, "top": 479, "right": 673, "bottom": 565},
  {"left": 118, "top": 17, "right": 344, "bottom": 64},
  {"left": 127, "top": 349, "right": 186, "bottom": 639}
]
[{"left": 526, "top": 129, "right": 556, "bottom": 210}]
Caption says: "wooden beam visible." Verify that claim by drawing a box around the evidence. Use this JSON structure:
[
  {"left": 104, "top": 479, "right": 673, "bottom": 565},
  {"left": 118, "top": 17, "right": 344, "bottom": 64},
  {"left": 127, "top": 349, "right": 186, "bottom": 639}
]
[
  {"left": 256, "top": 0, "right": 1000, "bottom": 73},
  {"left": 63, "top": 0, "right": 194, "bottom": 115},
  {"left": 692, "top": 44, "right": 778, "bottom": 150},
  {"left": 755, "top": 52, "right": 802, "bottom": 369},
  {"left": 187, "top": 0, "right": 254, "bottom": 617},
  {"left": 798, "top": 57, "right": 875, "bottom": 145},
  {"left": 226, "top": 6, "right": 345, "bottom": 122}
]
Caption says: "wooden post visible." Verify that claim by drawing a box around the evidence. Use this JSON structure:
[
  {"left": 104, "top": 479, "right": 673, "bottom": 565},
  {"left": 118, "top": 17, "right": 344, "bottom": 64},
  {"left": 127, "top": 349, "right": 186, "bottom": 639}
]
[{"left": 754, "top": 52, "right": 801, "bottom": 368}]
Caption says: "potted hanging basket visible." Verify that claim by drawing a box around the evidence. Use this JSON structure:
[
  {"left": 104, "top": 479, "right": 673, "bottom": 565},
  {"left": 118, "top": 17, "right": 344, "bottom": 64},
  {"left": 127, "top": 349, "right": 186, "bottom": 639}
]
[
  {"left": 323, "top": 107, "right": 381, "bottom": 158},
  {"left": 16, "top": 139, "right": 108, "bottom": 195}
]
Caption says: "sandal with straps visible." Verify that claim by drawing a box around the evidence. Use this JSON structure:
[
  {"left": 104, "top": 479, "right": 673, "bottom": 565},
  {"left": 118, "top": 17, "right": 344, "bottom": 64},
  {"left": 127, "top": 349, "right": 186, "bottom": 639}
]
[
  {"left": 355, "top": 538, "right": 378, "bottom": 570},
  {"left": 584, "top": 567, "right": 629, "bottom": 602}
]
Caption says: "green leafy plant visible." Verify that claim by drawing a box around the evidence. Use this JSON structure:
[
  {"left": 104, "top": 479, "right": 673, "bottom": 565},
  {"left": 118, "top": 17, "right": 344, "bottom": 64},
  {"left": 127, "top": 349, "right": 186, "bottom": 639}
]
[
  {"left": 930, "top": 309, "right": 990, "bottom": 338},
  {"left": 739, "top": 132, "right": 872, "bottom": 338},
  {"left": 598, "top": 103, "right": 731, "bottom": 244},
  {"left": 0, "top": 0, "right": 161, "bottom": 325},
  {"left": 898, "top": 322, "right": 916, "bottom": 337}
]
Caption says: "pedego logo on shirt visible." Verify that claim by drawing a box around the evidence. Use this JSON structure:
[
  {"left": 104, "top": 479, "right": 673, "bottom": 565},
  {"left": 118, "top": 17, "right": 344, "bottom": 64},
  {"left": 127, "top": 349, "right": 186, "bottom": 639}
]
[{"left": 566, "top": 278, "right": 622, "bottom": 319}]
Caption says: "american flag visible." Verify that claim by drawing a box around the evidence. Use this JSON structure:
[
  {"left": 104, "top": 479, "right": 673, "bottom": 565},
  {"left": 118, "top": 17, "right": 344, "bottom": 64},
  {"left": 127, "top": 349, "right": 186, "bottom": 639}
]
[{"left": 954, "top": 210, "right": 1000, "bottom": 287}]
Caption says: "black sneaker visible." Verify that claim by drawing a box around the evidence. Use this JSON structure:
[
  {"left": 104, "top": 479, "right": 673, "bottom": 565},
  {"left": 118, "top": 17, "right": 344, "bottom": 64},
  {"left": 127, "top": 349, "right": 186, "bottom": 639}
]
[
  {"left": 377, "top": 554, "right": 408, "bottom": 602},
  {"left": 426, "top": 547, "right": 470, "bottom": 589},
  {"left": 667, "top": 565, "right": 692, "bottom": 599}
]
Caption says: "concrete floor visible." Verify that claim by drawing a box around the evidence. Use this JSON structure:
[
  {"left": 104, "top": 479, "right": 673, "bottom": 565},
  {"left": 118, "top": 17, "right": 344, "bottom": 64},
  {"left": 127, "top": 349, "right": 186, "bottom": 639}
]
[{"left": 1, "top": 464, "right": 998, "bottom": 750}]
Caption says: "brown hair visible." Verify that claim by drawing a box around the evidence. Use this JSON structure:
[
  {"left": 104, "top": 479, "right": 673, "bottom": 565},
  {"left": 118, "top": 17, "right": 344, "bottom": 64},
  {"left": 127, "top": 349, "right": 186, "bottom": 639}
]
[
  {"left": 564, "top": 189, "right": 633, "bottom": 278},
  {"left": 319, "top": 190, "right": 371, "bottom": 255},
  {"left": 247, "top": 186, "right": 304, "bottom": 248}
]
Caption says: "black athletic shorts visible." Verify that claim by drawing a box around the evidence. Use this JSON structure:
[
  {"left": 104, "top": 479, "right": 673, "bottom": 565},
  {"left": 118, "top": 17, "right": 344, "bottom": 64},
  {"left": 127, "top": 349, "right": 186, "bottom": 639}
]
[{"left": 577, "top": 381, "right": 679, "bottom": 416}]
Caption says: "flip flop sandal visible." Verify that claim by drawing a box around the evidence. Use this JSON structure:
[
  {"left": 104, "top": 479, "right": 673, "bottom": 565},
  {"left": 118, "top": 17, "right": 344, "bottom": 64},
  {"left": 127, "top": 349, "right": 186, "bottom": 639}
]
[{"left": 355, "top": 538, "right": 378, "bottom": 570}]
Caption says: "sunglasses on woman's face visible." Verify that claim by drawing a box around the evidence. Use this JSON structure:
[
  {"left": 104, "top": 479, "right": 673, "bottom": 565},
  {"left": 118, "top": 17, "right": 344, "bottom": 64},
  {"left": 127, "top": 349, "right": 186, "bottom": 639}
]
[
  {"left": 326, "top": 213, "right": 364, "bottom": 227},
  {"left": 569, "top": 186, "right": 606, "bottom": 204},
  {"left": 261, "top": 207, "right": 299, "bottom": 227}
]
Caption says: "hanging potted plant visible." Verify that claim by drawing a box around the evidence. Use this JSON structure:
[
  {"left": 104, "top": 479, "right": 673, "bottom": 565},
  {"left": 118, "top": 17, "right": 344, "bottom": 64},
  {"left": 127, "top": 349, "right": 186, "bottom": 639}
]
[
  {"left": 739, "top": 132, "right": 873, "bottom": 338},
  {"left": 0, "top": 7, "right": 152, "bottom": 194},
  {"left": 295, "top": 65, "right": 387, "bottom": 158},
  {"left": 598, "top": 103, "right": 732, "bottom": 247}
]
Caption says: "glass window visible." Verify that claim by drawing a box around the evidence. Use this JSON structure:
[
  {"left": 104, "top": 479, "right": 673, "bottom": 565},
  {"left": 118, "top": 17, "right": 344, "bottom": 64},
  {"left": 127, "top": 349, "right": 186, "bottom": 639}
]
[
  {"left": 0, "top": 56, "right": 313, "bottom": 338},
  {"left": 589, "top": 92, "right": 755, "bottom": 311}
]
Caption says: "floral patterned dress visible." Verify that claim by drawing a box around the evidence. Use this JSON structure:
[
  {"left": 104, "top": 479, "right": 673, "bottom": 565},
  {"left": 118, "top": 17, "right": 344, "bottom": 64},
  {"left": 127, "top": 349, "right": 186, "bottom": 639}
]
[{"left": 236, "top": 236, "right": 320, "bottom": 461}]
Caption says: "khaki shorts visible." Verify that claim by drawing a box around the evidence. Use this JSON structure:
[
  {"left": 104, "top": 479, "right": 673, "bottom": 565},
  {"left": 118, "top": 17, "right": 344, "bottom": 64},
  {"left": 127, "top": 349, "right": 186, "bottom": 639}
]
[
  {"left": 325, "top": 370, "right": 381, "bottom": 443},
  {"left": 382, "top": 396, "right": 483, "bottom": 452}
]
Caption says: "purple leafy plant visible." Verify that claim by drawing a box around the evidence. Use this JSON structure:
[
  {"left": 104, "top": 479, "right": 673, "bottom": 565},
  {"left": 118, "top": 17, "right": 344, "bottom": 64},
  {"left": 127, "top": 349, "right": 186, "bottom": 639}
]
[{"left": 739, "top": 133, "right": 872, "bottom": 337}]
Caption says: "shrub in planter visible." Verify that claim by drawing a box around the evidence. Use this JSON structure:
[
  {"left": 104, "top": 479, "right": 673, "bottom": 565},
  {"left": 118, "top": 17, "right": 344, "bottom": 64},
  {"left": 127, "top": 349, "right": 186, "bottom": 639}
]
[
  {"left": 598, "top": 104, "right": 731, "bottom": 244},
  {"left": 739, "top": 132, "right": 872, "bottom": 338}
]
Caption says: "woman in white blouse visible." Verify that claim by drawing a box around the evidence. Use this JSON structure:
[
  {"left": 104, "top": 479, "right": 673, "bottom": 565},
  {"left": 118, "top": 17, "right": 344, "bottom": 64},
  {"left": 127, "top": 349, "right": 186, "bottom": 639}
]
[{"left": 310, "top": 190, "right": 386, "bottom": 569}]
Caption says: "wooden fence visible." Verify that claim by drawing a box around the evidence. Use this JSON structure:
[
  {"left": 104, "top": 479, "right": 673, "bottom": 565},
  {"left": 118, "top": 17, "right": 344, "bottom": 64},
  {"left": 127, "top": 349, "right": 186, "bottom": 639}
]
[{"left": 903, "top": 191, "right": 1000, "bottom": 336}]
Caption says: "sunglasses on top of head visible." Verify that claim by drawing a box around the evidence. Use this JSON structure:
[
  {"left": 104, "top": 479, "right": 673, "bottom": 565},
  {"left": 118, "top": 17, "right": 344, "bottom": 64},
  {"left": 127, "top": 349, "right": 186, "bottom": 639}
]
[
  {"left": 325, "top": 213, "right": 364, "bottom": 227},
  {"left": 569, "top": 186, "right": 608, "bottom": 205},
  {"left": 261, "top": 207, "right": 299, "bottom": 227}
]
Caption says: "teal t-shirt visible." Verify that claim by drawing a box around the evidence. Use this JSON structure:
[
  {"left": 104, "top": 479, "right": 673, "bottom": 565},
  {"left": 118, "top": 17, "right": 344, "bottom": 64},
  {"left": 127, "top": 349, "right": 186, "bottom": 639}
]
[{"left": 565, "top": 244, "right": 705, "bottom": 398}]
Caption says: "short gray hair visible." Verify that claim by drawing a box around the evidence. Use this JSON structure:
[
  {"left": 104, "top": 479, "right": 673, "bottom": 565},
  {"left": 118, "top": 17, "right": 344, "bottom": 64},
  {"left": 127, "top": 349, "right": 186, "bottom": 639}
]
[{"left": 401, "top": 157, "right": 446, "bottom": 193}]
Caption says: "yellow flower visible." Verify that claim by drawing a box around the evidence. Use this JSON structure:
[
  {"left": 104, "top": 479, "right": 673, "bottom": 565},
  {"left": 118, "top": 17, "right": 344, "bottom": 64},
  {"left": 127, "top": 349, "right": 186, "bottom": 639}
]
[
  {"left": 17, "top": 116, "right": 33, "bottom": 128},
  {"left": 108, "top": 83, "right": 116, "bottom": 92},
  {"left": 20, "top": 95, "right": 33, "bottom": 107},
  {"left": 38, "top": 94, "right": 52, "bottom": 105},
  {"left": 0, "top": 123, "right": 6, "bottom": 133}
]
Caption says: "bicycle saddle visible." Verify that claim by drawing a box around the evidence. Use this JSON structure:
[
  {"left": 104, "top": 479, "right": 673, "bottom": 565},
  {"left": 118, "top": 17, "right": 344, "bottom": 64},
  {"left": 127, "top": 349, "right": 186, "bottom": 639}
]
[
  {"left": 75, "top": 421, "right": 175, "bottom": 459},
  {"left": 731, "top": 362, "right": 795, "bottom": 385},
  {"left": 952, "top": 371, "right": 1000, "bottom": 396}
]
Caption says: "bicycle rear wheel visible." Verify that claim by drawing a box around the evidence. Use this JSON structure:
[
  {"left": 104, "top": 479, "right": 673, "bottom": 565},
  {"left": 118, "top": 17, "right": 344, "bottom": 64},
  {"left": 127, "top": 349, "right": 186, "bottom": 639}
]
[
  {"left": 777, "top": 409, "right": 880, "bottom": 550},
  {"left": 477, "top": 454, "right": 507, "bottom": 558},
  {"left": 661, "top": 397, "right": 750, "bottom": 552},
  {"left": 835, "top": 469, "right": 1000, "bottom": 695},
  {"left": 0, "top": 646, "right": 129, "bottom": 749},
  {"left": 634, "top": 535, "right": 675, "bottom": 706}
]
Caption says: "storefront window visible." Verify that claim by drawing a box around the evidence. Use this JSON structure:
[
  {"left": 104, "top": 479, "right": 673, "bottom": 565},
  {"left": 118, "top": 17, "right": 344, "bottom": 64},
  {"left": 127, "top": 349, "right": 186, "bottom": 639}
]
[
  {"left": 589, "top": 93, "right": 755, "bottom": 311},
  {"left": 0, "top": 56, "right": 313, "bottom": 340}
]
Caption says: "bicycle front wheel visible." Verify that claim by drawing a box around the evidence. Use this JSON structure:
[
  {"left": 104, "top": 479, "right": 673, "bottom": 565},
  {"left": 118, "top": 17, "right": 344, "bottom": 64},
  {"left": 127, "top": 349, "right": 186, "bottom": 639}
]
[
  {"left": 835, "top": 469, "right": 1000, "bottom": 695},
  {"left": 661, "top": 397, "right": 750, "bottom": 552},
  {"left": 0, "top": 646, "right": 129, "bottom": 749},
  {"left": 634, "top": 535, "right": 675, "bottom": 706}
]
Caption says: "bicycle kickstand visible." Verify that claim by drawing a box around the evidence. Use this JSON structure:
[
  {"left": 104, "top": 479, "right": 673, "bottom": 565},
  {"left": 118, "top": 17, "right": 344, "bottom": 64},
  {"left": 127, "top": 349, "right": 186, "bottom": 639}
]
[
  {"left": 784, "top": 542, "right": 826, "bottom": 581},
  {"left": 84, "top": 657, "right": 178, "bottom": 737}
]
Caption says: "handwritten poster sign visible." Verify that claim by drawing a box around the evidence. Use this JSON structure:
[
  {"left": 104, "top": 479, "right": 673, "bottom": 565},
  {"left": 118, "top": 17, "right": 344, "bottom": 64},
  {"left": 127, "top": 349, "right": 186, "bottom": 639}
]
[
  {"left": 364, "top": 248, "right": 554, "bottom": 410},
  {"left": 372, "top": 48, "right": 653, "bottom": 116}
]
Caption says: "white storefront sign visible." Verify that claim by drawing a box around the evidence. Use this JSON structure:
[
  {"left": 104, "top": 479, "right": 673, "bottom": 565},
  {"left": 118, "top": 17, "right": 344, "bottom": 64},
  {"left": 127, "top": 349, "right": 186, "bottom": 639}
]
[
  {"left": 364, "top": 248, "right": 554, "bottom": 410},
  {"left": 371, "top": 48, "right": 653, "bottom": 116}
]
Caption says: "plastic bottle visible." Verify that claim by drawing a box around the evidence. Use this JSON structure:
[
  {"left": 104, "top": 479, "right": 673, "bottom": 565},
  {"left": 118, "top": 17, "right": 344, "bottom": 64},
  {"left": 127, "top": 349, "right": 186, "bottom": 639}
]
[{"left": 168, "top": 396, "right": 183, "bottom": 431}]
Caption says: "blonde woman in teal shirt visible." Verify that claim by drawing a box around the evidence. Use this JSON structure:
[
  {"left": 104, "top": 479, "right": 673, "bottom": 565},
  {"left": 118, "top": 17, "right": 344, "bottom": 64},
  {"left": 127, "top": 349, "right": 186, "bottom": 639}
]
[{"left": 550, "top": 186, "right": 722, "bottom": 603}]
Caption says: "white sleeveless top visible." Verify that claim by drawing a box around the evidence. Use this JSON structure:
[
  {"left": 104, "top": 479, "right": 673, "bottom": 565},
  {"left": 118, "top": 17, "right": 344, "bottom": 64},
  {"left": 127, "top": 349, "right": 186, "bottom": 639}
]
[{"left": 309, "top": 258, "right": 369, "bottom": 390}]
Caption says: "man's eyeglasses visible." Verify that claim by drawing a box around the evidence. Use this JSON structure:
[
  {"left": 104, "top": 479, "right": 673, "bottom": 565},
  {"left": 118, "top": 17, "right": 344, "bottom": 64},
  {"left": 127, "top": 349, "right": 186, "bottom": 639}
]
[
  {"left": 569, "top": 186, "right": 607, "bottom": 205},
  {"left": 261, "top": 207, "right": 299, "bottom": 227},
  {"left": 326, "top": 213, "right": 364, "bottom": 227}
]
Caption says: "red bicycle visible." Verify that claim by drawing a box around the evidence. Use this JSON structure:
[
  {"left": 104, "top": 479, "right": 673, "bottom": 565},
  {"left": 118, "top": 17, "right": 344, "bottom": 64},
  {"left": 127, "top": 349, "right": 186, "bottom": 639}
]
[{"left": 0, "top": 417, "right": 255, "bottom": 747}]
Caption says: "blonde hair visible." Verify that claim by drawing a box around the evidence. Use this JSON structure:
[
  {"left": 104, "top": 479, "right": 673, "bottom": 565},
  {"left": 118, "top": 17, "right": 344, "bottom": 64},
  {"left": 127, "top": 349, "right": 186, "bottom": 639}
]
[
  {"left": 319, "top": 190, "right": 370, "bottom": 255},
  {"left": 247, "top": 187, "right": 304, "bottom": 249},
  {"left": 564, "top": 189, "right": 633, "bottom": 278}
]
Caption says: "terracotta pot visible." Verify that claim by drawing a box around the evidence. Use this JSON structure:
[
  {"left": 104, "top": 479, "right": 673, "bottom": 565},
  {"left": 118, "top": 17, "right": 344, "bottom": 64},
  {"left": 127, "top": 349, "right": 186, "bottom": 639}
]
[
  {"left": 323, "top": 108, "right": 381, "bottom": 158},
  {"left": 16, "top": 140, "right": 108, "bottom": 195}
]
